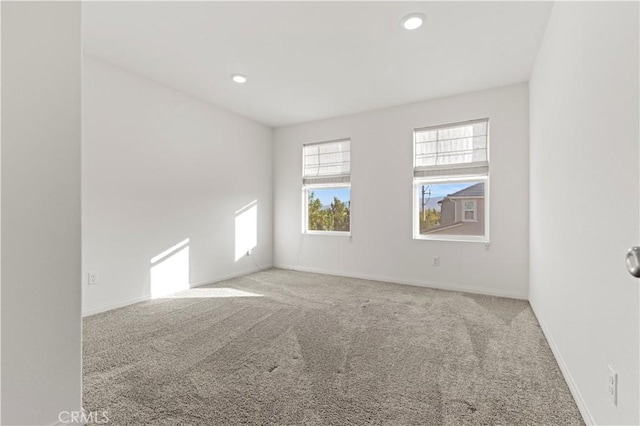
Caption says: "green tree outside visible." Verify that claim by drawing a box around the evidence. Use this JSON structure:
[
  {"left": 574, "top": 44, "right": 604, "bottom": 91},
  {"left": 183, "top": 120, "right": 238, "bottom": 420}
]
[
  {"left": 419, "top": 208, "right": 441, "bottom": 233},
  {"left": 308, "top": 191, "right": 350, "bottom": 232}
]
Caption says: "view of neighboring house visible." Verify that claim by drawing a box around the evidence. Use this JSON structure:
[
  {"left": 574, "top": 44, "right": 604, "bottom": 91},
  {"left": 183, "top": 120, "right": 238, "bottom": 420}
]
[{"left": 424, "top": 182, "right": 485, "bottom": 236}]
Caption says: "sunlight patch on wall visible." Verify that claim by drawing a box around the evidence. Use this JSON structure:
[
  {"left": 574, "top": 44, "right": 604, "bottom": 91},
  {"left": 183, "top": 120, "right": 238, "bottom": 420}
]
[
  {"left": 235, "top": 200, "right": 257, "bottom": 261},
  {"left": 159, "top": 287, "right": 262, "bottom": 299},
  {"left": 151, "top": 238, "right": 190, "bottom": 299}
]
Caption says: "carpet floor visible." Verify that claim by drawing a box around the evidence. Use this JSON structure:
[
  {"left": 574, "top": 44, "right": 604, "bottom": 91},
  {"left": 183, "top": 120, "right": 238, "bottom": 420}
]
[{"left": 83, "top": 268, "right": 583, "bottom": 425}]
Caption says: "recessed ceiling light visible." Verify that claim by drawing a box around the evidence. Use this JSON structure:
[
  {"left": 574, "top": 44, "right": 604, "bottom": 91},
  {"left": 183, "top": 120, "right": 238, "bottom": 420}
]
[
  {"left": 231, "top": 74, "right": 247, "bottom": 84},
  {"left": 401, "top": 13, "right": 425, "bottom": 30}
]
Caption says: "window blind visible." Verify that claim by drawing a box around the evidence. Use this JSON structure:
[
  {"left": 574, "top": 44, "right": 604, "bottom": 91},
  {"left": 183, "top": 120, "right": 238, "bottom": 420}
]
[
  {"left": 303, "top": 139, "right": 351, "bottom": 185},
  {"left": 414, "top": 119, "right": 489, "bottom": 178}
]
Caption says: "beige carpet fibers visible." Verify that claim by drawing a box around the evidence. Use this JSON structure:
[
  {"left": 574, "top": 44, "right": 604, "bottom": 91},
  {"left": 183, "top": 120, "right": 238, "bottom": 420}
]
[{"left": 83, "top": 269, "right": 583, "bottom": 425}]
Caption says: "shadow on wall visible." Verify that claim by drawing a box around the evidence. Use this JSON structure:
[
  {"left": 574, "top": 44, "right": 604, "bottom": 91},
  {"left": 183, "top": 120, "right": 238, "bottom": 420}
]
[
  {"left": 150, "top": 238, "right": 190, "bottom": 298},
  {"left": 235, "top": 200, "right": 258, "bottom": 261}
]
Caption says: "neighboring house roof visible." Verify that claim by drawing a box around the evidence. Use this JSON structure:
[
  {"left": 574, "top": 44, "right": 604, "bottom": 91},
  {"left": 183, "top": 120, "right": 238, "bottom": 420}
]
[{"left": 447, "top": 182, "right": 484, "bottom": 198}]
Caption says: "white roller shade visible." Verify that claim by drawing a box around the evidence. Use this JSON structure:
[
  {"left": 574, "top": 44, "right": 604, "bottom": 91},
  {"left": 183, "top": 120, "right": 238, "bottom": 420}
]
[
  {"left": 303, "top": 139, "right": 351, "bottom": 185},
  {"left": 414, "top": 119, "right": 489, "bottom": 177}
]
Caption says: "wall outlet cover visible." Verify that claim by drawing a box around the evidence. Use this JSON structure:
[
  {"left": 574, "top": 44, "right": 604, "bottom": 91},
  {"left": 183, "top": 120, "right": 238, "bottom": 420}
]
[
  {"left": 88, "top": 272, "right": 99, "bottom": 285},
  {"left": 607, "top": 365, "right": 618, "bottom": 406}
]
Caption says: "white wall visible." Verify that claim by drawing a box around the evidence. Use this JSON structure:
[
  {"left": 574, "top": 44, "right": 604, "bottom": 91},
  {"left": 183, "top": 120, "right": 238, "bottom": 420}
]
[
  {"left": 82, "top": 57, "right": 273, "bottom": 316},
  {"left": 1, "top": 2, "right": 82, "bottom": 425},
  {"left": 529, "top": 2, "right": 639, "bottom": 425},
  {"left": 274, "top": 83, "right": 529, "bottom": 298}
]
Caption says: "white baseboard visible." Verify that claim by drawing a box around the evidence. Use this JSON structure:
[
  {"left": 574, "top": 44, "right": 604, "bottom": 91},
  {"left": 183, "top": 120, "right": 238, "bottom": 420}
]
[
  {"left": 83, "top": 294, "right": 151, "bottom": 317},
  {"left": 82, "top": 264, "right": 270, "bottom": 317},
  {"left": 274, "top": 264, "right": 528, "bottom": 300},
  {"left": 529, "top": 300, "right": 594, "bottom": 425},
  {"left": 189, "top": 265, "right": 267, "bottom": 290}
]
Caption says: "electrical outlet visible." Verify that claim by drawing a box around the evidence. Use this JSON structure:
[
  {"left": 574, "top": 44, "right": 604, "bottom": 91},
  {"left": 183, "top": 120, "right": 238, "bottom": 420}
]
[
  {"left": 432, "top": 256, "right": 440, "bottom": 267},
  {"left": 607, "top": 365, "right": 618, "bottom": 406},
  {"left": 88, "top": 272, "right": 99, "bottom": 285}
]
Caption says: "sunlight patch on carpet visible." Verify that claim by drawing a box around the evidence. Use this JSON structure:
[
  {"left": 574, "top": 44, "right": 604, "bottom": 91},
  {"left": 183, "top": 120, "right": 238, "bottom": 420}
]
[{"left": 160, "top": 287, "right": 262, "bottom": 299}]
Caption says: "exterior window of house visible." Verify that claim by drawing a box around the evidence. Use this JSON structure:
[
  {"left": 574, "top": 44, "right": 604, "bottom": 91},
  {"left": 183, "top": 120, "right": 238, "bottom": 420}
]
[
  {"left": 463, "top": 200, "right": 477, "bottom": 222},
  {"left": 413, "top": 119, "right": 489, "bottom": 242},
  {"left": 302, "top": 139, "right": 351, "bottom": 235}
]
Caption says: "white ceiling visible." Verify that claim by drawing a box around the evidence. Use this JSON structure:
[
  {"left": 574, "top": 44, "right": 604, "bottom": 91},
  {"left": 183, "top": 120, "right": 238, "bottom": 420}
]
[{"left": 82, "top": 2, "right": 553, "bottom": 127}]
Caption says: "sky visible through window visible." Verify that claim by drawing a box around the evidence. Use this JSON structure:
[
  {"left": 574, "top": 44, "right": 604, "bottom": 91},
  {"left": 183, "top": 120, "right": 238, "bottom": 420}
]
[
  {"left": 424, "top": 183, "right": 472, "bottom": 198},
  {"left": 313, "top": 187, "right": 350, "bottom": 207},
  {"left": 314, "top": 184, "right": 476, "bottom": 207}
]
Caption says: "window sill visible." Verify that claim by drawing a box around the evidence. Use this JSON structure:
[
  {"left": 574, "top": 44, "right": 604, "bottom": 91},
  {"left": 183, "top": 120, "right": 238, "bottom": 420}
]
[
  {"left": 413, "top": 234, "right": 489, "bottom": 244},
  {"left": 304, "top": 231, "right": 351, "bottom": 237}
]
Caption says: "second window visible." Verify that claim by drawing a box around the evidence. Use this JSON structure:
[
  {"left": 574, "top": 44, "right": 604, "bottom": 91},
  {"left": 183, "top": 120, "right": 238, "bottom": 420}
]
[{"left": 413, "top": 119, "right": 489, "bottom": 242}]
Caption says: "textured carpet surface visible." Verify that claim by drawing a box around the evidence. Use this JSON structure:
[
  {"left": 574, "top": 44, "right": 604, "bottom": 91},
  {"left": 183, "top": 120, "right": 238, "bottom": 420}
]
[{"left": 83, "top": 269, "right": 583, "bottom": 425}]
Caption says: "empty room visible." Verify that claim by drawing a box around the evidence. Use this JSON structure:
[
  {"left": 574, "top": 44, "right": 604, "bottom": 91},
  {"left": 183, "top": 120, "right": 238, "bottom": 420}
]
[{"left": 1, "top": 1, "right": 639, "bottom": 425}]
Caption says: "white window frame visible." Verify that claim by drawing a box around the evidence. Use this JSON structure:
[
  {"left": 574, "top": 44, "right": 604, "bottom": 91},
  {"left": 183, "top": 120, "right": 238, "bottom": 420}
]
[
  {"left": 413, "top": 176, "right": 489, "bottom": 243},
  {"left": 462, "top": 199, "right": 478, "bottom": 222},
  {"left": 302, "top": 183, "right": 351, "bottom": 236},
  {"left": 301, "top": 138, "right": 351, "bottom": 237},
  {"left": 412, "top": 118, "right": 490, "bottom": 243}
]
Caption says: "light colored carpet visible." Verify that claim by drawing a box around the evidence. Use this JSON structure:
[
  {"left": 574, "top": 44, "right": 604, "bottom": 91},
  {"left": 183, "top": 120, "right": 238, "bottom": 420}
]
[{"left": 83, "top": 268, "right": 583, "bottom": 425}]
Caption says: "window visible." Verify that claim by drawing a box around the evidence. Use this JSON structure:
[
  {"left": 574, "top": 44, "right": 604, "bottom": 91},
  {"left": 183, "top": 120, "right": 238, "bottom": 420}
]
[
  {"left": 413, "top": 119, "right": 489, "bottom": 242},
  {"left": 302, "top": 139, "right": 351, "bottom": 235},
  {"left": 463, "top": 200, "right": 477, "bottom": 222}
]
